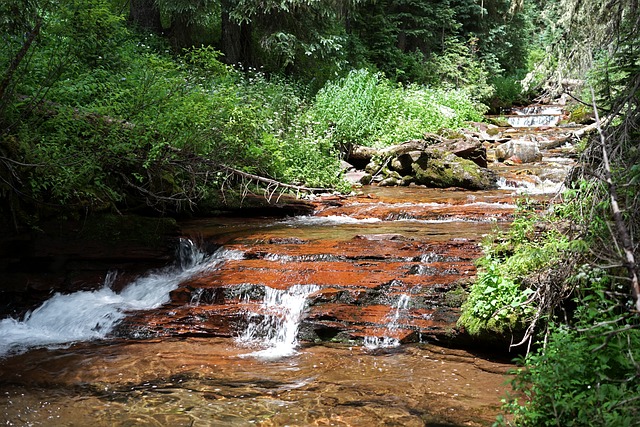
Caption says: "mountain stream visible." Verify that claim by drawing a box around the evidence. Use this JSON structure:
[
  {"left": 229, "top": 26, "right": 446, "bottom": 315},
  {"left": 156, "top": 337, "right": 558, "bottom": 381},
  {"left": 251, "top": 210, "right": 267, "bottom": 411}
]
[{"left": 0, "top": 106, "right": 579, "bottom": 426}]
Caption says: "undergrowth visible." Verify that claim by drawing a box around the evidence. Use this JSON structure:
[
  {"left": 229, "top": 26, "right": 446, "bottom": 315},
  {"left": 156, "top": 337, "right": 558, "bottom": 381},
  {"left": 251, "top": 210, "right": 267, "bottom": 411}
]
[
  {"left": 458, "top": 198, "right": 585, "bottom": 338},
  {"left": 460, "top": 180, "right": 640, "bottom": 426},
  {"left": 497, "top": 281, "right": 640, "bottom": 427}
]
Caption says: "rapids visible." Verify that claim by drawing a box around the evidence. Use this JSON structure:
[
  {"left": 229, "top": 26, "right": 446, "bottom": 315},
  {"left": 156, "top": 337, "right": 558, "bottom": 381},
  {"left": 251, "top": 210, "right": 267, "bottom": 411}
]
[{"left": 0, "top": 106, "right": 578, "bottom": 426}]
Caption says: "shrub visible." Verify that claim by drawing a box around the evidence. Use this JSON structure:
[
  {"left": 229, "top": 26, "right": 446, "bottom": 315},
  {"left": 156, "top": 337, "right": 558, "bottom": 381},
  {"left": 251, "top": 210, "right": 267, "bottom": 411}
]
[
  {"left": 498, "top": 283, "right": 640, "bottom": 427},
  {"left": 458, "top": 258, "right": 535, "bottom": 336},
  {"left": 306, "top": 69, "right": 486, "bottom": 149},
  {"left": 458, "top": 198, "right": 586, "bottom": 338}
]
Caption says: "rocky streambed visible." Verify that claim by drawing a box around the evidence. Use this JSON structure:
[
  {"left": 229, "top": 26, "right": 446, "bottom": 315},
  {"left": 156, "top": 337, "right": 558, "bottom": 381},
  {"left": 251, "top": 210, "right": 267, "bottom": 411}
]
[{"left": 0, "top": 104, "right": 582, "bottom": 426}]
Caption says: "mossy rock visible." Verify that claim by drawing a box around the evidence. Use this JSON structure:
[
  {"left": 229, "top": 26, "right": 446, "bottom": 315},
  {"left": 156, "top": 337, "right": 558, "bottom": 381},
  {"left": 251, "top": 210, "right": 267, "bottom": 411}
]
[
  {"left": 488, "top": 117, "right": 510, "bottom": 127},
  {"left": 444, "top": 284, "right": 469, "bottom": 308},
  {"left": 412, "top": 150, "right": 497, "bottom": 190}
]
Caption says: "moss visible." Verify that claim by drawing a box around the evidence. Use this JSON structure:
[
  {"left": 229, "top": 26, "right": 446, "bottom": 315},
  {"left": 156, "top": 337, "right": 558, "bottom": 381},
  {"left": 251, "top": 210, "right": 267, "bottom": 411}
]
[
  {"left": 438, "top": 129, "right": 466, "bottom": 139},
  {"left": 412, "top": 151, "right": 496, "bottom": 190},
  {"left": 488, "top": 117, "right": 510, "bottom": 127},
  {"left": 444, "top": 284, "right": 468, "bottom": 308},
  {"left": 567, "top": 104, "right": 593, "bottom": 124}
]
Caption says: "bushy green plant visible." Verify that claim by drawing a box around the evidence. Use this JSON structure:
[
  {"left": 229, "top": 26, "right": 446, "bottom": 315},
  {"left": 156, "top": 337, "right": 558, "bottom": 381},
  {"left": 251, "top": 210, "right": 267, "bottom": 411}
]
[
  {"left": 458, "top": 257, "right": 535, "bottom": 335},
  {"left": 459, "top": 198, "right": 586, "bottom": 337},
  {"left": 498, "top": 282, "right": 640, "bottom": 427},
  {"left": 306, "top": 69, "right": 486, "bottom": 149},
  {"left": 487, "top": 76, "right": 528, "bottom": 114}
]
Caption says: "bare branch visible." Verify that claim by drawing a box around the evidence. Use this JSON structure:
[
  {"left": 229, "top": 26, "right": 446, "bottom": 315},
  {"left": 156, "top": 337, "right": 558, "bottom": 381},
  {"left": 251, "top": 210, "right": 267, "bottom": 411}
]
[{"left": 591, "top": 87, "right": 640, "bottom": 312}]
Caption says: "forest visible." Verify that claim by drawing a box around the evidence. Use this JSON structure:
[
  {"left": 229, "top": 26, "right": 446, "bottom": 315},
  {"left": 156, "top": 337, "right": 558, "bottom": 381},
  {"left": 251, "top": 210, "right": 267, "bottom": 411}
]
[{"left": 1, "top": 0, "right": 639, "bottom": 425}]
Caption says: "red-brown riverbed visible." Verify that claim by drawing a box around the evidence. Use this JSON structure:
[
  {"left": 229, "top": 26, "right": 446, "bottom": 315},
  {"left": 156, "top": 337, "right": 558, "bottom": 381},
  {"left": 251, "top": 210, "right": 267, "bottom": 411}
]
[{"left": 0, "top": 115, "right": 578, "bottom": 426}]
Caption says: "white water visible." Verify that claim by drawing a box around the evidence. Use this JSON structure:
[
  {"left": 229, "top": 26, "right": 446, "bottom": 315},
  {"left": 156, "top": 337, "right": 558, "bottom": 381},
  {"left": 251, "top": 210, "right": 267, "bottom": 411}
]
[
  {"left": 496, "top": 176, "right": 564, "bottom": 195},
  {"left": 364, "top": 294, "right": 411, "bottom": 349},
  {"left": 508, "top": 105, "right": 563, "bottom": 128},
  {"left": 238, "top": 284, "right": 319, "bottom": 359},
  {"left": 283, "top": 215, "right": 382, "bottom": 226},
  {"left": 514, "top": 105, "right": 563, "bottom": 116},
  {"left": 0, "top": 241, "right": 242, "bottom": 358},
  {"left": 507, "top": 114, "right": 561, "bottom": 128}
]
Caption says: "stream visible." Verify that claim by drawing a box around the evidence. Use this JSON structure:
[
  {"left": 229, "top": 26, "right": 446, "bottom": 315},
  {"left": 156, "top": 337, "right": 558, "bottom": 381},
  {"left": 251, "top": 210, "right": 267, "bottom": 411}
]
[{"left": 0, "top": 106, "right": 578, "bottom": 426}]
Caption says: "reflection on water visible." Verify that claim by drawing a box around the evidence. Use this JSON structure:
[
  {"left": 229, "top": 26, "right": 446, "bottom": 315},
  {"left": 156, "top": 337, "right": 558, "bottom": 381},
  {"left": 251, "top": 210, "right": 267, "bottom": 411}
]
[{"left": 0, "top": 338, "right": 512, "bottom": 427}]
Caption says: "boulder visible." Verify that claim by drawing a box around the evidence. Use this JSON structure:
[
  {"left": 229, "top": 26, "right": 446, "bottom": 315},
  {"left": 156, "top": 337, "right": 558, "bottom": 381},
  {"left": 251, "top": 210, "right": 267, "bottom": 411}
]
[
  {"left": 390, "top": 151, "right": 421, "bottom": 175},
  {"left": 348, "top": 145, "right": 379, "bottom": 169},
  {"left": 495, "top": 140, "right": 542, "bottom": 163},
  {"left": 412, "top": 150, "right": 497, "bottom": 190},
  {"left": 357, "top": 135, "right": 495, "bottom": 190},
  {"left": 379, "top": 139, "right": 426, "bottom": 157},
  {"left": 431, "top": 137, "right": 488, "bottom": 168}
]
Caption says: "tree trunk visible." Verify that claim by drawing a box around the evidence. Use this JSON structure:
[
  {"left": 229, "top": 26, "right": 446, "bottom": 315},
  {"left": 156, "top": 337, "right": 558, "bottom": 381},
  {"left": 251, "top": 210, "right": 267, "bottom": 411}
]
[
  {"left": 220, "top": 0, "right": 252, "bottom": 66},
  {"left": 0, "top": 17, "right": 42, "bottom": 105},
  {"left": 592, "top": 89, "right": 640, "bottom": 313},
  {"left": 168, "top": 13, "right": 197, "bottom": 50},
  {"left": 128, "top": 0, "right": 162, "bottom": 33}
]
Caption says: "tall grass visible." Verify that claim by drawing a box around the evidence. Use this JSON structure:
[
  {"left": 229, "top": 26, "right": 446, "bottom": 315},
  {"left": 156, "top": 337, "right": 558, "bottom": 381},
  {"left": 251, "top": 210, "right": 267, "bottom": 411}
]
[{"left": 306, "top": 69, "right": 487, "bottom": 148}]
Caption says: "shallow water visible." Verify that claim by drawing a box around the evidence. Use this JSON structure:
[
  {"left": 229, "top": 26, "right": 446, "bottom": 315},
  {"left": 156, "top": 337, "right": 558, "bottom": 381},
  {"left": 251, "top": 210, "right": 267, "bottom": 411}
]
[
  {"left": 0, "top": 187, "right": 519, "bottom": 427},
  {"left": 0, "top": 338, "right": 513, "bottom": 426}
]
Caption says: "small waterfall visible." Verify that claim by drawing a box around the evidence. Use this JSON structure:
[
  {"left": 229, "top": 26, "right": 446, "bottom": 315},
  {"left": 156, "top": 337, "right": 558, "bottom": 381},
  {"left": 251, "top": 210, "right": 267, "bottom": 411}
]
[
  {"left": 513, "top": 105, "right": 563, "bottom": 115},
  {"left": 238, "top": 284, "right": 319, "bottom": 359},
  {"left": 496, "top": 176, "right": 564, "bottom": 195},
  {"left": 364, "top": 294, "right": 411, "bottom": 349},
  {"left": 0, "top": 240, "right": 240, "bottom": 358},
  {"left": 507, "top": 114, "right": 560, "bottom": 127},
  {"left": 507, "top": 105, "right": 563, "bottom": 128}
]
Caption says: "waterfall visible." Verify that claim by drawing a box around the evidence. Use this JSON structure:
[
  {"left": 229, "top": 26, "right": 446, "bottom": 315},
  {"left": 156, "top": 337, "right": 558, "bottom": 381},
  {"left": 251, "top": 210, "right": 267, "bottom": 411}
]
[
  {"left": 364, "top": 294, "right": 411, "bottom": 349},
  {"left": 0, "top": 240, "right": 240, "bottom": 358},
  {"left": 507, "top": 114, "right": 560, "bottom": 127},
  {"left": 496, "top": 176, "right": 564, "bottom": 195},
  {"left": 238, "top": 284, "right": 319, "bottom": 359}
]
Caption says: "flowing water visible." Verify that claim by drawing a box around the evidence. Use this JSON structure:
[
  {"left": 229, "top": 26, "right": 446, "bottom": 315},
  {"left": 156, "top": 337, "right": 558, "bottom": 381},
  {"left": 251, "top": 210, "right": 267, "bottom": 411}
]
[
  {"left": 0, "top": 108, "right": 578, "bottom": 426},
  {"left": 506, "top": 105, "right": 564, "bottom": 127}
]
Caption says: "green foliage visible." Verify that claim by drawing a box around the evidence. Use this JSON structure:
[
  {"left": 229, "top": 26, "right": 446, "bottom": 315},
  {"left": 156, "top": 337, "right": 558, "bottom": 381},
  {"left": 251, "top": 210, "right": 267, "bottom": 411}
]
[
  {"left": 306, "top": 69, "right": 486, "bottom": 149},
  {"left": 498, "top": 283, "right": 640, "bottom": 427},
  {"left": 458, "top": 258, "right": 535, "bottom": 335},
  {"left": 459, "top": 198, "right": 586, "bottom": 337},
  {"left": 425, "top": 37, "right": 495, "bottom": 101},
  {"left": 0, "top": 4, "right": 347, "bottom": 221},
  {"left": 487, "top": 76, "right": 528, "bottom": 113}
]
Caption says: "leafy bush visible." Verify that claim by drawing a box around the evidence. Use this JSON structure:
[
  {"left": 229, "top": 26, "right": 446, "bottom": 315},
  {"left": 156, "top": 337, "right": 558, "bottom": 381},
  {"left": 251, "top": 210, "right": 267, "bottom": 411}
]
[
  {"left": 458, "top": 199, "right": 586, "bottom": 337},
  {"left": 458, "top": 258, "right": 535, "bottom": 336},
  {"left": 498, "top": 283, "right": 640, "bottom": 427},
  {"left": 306, "top": 69, "right": 486, "bottom": 149},
  {"left": 487, "top": 76, "right": 528, "bottom": 114}
]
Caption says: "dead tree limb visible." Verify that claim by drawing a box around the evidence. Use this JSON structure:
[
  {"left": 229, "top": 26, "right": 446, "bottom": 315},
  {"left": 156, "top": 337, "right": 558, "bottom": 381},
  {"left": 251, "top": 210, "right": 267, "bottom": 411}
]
[
  {"left": 166, "top": 146, "right": 334, "bottom": 195},
  {"left": 591, "top": 87, "right": 640, "bottom": 313},
  {"left": 216, "top": 164, "right": 333, "bottom": 194},
  {"left": 0, "top": 17, "right": 42, "bottom": 104}
]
